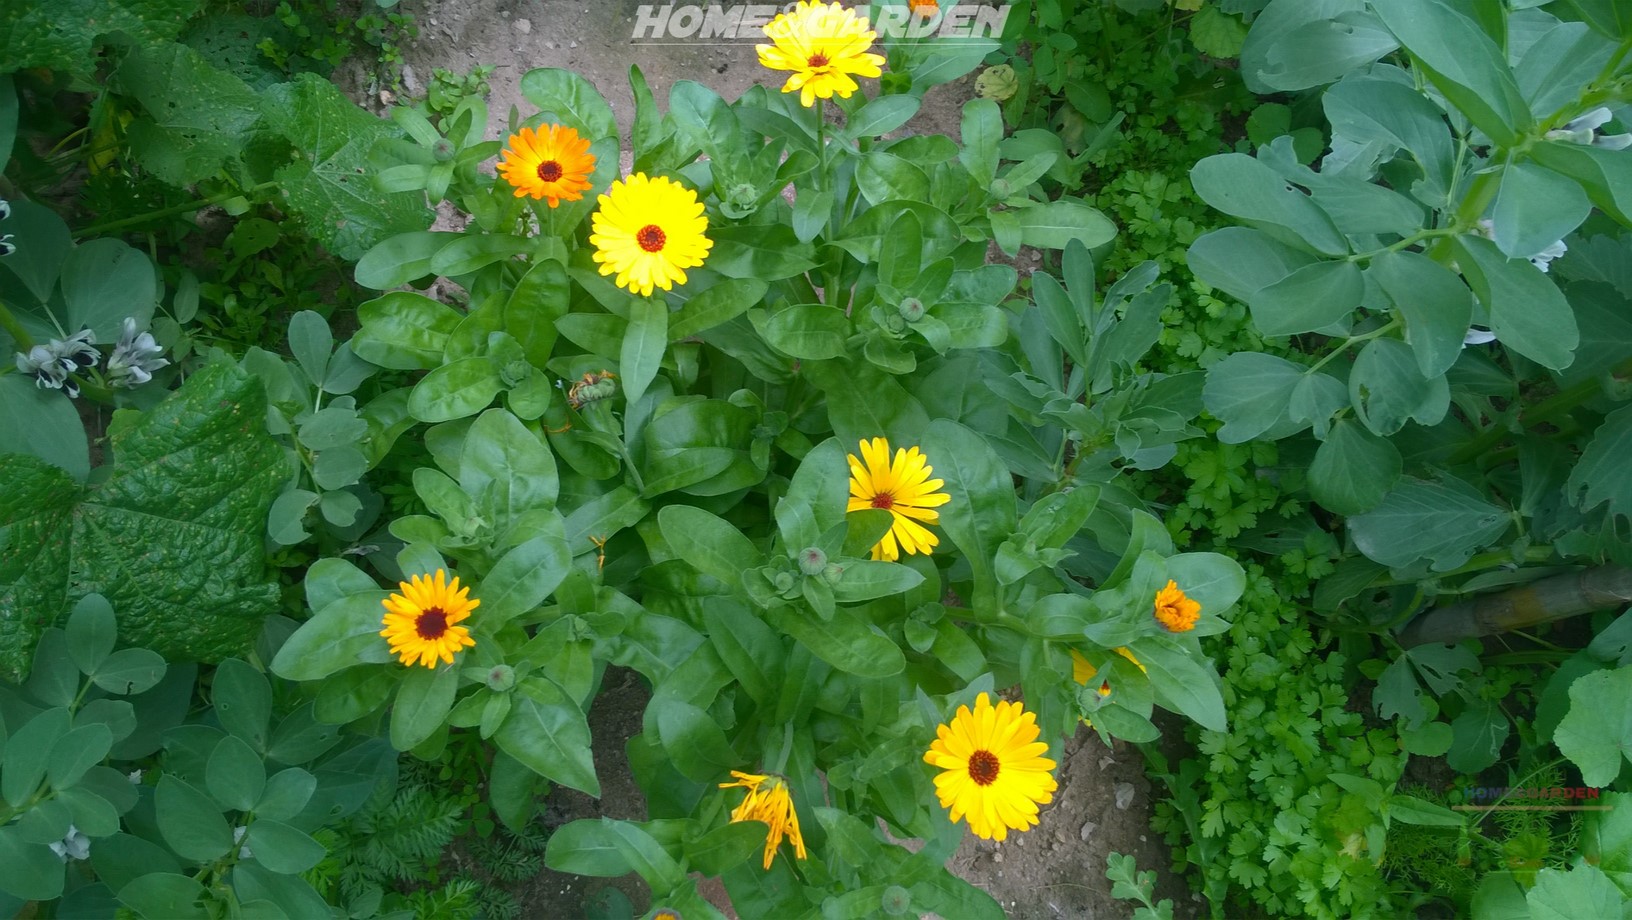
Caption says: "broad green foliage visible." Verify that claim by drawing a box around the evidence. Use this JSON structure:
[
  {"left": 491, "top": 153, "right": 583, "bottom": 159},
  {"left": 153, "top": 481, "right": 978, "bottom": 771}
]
[{"left": 0, "top": 364, "right": 288, "bottom": 681}]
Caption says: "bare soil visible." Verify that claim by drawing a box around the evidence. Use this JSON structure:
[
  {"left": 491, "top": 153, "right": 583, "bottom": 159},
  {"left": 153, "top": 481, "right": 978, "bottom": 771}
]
[{"left": 339, "top": 2, "right": 1195, "bottom": 915}]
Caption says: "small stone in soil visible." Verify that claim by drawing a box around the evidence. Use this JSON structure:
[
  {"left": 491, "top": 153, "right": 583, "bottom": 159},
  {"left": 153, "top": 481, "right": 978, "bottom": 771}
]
[
  {"left": 993, "top": 852, "right": 1003, "bottom": 863},
  {"left": 1079, "top": 820, "right": 1097, "bottom": 842},
  {"left": 1115, "top": 782, "right": 1136, "bottom": 810},
  {"left": 515, "top": 18, "right": 530, "bottom": 33}
]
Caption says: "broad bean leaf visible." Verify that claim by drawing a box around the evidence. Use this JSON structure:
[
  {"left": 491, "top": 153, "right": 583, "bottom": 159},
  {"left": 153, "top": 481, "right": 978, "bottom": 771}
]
[
  {"left": 0, "top": 364, "right": 287, "bottom": 682},
  {"left": 1309, "top": 420, "right": 1401, "bottom": 516},
  {"left": 1368, "top": 251, "right": 1471, "bottom": 378},
  {"left": 1369, "top": 0, "right": 1532, "bottom": 147},
  {"left": 1565, "top": 404, "right": 1632, "bottom": 523},
  {"left": 1349, "top": 476, "right": 1509, "bottom": 571},
  {"left": 1454, "top": 236, "right": 1578, "bottom": 370},
  {"left": 1239, "top": 0, "right": 1397, "bottom": 93},
  {"left": 0, "top": 0, "right": 201, "bottom": 74},
  {"left": 260, "top": 74, "right": 433, "bottom": 261},
  {"left": 1201, "top": 351, "right": 1306, "bottom": 443},
  {"left": 1190, "top": 154, "right": 1346, "bottom": 256}
]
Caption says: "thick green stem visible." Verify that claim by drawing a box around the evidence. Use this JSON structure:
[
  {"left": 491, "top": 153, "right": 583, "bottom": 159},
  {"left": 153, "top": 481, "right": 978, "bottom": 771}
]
[
  {"left": 0, "top": 299, "right": 34, "bottom": 352},
  {"left": 74, "top": 181, "right": 278, "bottom": 238},
  {"left": 1449, "top": 357, "right": 1632, "bottom": 465}
]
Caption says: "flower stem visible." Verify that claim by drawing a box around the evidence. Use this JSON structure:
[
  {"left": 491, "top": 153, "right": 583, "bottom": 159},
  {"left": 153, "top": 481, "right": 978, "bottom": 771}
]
[
  {"left": 0, "top": 299, "right": 34, "bottom": 352},
  {"left": 74, "top": 181, "right": 278, "bottom": 238}
]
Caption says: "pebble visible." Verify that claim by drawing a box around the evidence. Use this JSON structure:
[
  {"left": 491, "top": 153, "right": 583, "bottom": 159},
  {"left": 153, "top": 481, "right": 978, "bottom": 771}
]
[
  {"left": 1114, "top": 782, "right": 1135, "bottom": 810},
  {"left": 1098, "top": 755, "right": 1115, "bottom": 769},
  {"left": 1079, "top": 820, "right": 1097, "bottom": 842},
  {"left": 993, "top": 852, "right": 1003, "bottom": 863},
  {"left": 570, "top": 40, "right": 579, "bottom": 48},
  {"left": 515, "top": 18, "right": 531, "bottom": 33}
]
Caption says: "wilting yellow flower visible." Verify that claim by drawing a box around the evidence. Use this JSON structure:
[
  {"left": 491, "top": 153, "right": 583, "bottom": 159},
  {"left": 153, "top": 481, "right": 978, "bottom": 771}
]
[
  {"left": 719, "top": 771, "right": 807, "bottom": 869},
  {"left": 924, "top": 693, "right": 1058, "bottom": 841},
  {"left": 496, "top": 124, "right": 596, "bottom": 207},
  {"left": 589, "top": 173, "right": 712, "bottom": 297},
  {"left": 757, "top": 1, "right": 887, "bottom": 108},
  {"left": 1153, "top": 579, "right": 1200, "bottom": 633},
  {"left": 846, "top": 437, "right": 951, "bottom": 561},
  {"left": 1070, "top": 646, "right": 1147, "bottom": 696},
  {"left": 379, "top": 569, "right": 478, "bottom": 668}
]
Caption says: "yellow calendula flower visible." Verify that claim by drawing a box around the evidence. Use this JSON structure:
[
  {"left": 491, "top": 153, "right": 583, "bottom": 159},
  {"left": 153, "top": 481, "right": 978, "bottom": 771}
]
[
  {"left": 589, "top": 173, "right": 712, "bottom": 297},
  {"left": 719, "top": 771, "right": 808, "bottom": 869},
  {"left": 1153, "top": 579, "right": 1201, "bottom": 633},
  {"left": 757, "top": 1, "right": 887, "bottom": 108},
  {"left": 496, "top": 124, "right": 596, "bottom": 206},
  {"left": 846, "top": 436, "right": 951, "bottom": 561},
  {"left": 924, "top": 693, "right": 1058, "bottom": 841},
  {"left": 1070, "top": 646, "right": 1147, "bottom": 696},
  {"left": 379, "top": 569, "right": 478, "bottom": 668}
]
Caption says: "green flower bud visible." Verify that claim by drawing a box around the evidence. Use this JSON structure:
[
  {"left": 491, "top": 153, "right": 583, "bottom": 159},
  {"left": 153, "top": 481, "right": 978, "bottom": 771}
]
[
  {"left": 432, "top": 138, "right": 456, "bottom": 162},
  {"left": 881, "top": 886, "right": 912, "bottom": 916},
  {"left": 990, "top": 177, "right": 1012, "bottom": 199},
  {"left": 485, "top": 665, "right": 516, "bottom": 692},
  {"left": 897, "top": 297, "right": 925, "bottom": 323},
  {"left": 774, "top": 571, "right": 796, "bottom": 593},
  {"left": 797, "top": 547, "right": 827, "bottom": 576},
  {"left": 821, "top": 563, "right": 845, "bottom": 585}
]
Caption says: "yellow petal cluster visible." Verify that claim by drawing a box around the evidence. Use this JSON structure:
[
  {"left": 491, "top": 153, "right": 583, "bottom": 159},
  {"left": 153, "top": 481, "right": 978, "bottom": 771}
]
[
  {"left": 757, "top": 1, "right": 886, "bottom": 107},
  {"left": 924, "top": 693, "right": 1058, "bottom": 841}
]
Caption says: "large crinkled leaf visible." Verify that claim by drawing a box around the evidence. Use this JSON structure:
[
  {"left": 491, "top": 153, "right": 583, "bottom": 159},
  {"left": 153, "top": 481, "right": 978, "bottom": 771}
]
[
  {"left": 0, "top": 363, "right": 290, "bottom": 681},
  {"left": 0, "top": 0, "right": 201, "bottom": 74},
  {"left": 113, "top": 41, "right": 262, "bottom": 187},
  {"left": 1566, "top": 404, "right": 1632, "bottom": 523},
  {"left": 259, "top": 74, "right": 433, "bottom": 261}
]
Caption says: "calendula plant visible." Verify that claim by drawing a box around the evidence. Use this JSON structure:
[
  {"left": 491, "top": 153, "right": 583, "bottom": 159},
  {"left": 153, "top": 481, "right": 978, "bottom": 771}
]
[{"left": 261, "top": 1, "right": 1243, "bottom": 914}]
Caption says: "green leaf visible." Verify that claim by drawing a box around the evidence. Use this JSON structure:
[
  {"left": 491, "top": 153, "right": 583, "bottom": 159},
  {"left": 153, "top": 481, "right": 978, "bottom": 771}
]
[
  {"left": 1368, "top": 251, "right": 1472, "bottom": 377},
  {"left": 621, "top": 296, "right": 667, "bottom": 405},
  {"left": 428, "top": 234, "right": 532, "bottom": 277},
  {"left": 657, "top": 505, "right": 763, "bottom": 593},
  {"left": 1369, "top": 0, "right": 1532, "bottom": 147},
  {"left": 494, "top": 678, "right": 600, "bottom": 796},
  {"left": 212, "top": 659, "right": 272, "bottom": 750},
  {"left": 481, "top": 526, "right": 573, "bottom": 624},
  {"left": 0, "top": 825, "right": 63, "bottom": 900},
  {"left": 1244, "top": 260, "right": 1364, "bottom": 337},
  {"left": 858, "top": 150, "right": 930, "bottom": 205},
  {"left": 684, "top": 822, "right": 766, "bottom": 877},
  {"left": 1239, "top": 0, "right": 1398, "bottom": 93},
  {"left": 352, "top": 291, "right": 463, "bottom": 370},
  {"left": 1447, "top": 701, "right": 1510, "bottom": 773},
  {"left": 702, "top": 604, "right": 783, "bottom": 708},
  {"left": 0, "top": 365, "right": 285, "bottom": 683},
  {"left": 461, "top": 409, "right": 558, "bottom": 536},
  {"left": 1388, "top": 794, "right": 1464, "bottom": 828},
  {"left": 756, "top": 304, "right": 851, "bottom": 360},
  {"left": 390, "top": 663, "right": 459, "bottom": 752},
  {"left": 1348, "top": 338, "right": 1449, "bottom": 436},
  {"left": 155, "top": 775, "right": 231, "bottom": 861},
  {"left": 846, "top": 94, "right": 920, "bottom": 139},
  {"left": 244, "top": 819, "right": 325, "bottom": 874},
  {"left": 1350, "top": 477, "right": 1509, "bottom": 571},
  {"left": 545, "top": 819, "right": 635, "bottom": 876},
  {"left": 519, "top": 68, "right": 617, "bottom": 141},
  {"left": 117, "top": 873, "right": 208, "bottom": 920},
  {"left": 0, "top": 375, "right": 90, "bottom": 481},
  {"left": 255, "top": 768, "right": 317, "bottom": 822},
  {"left": 652, "top": 698, "right": 739, "bottom": 783},
  {"left": 957, "top": 98, "right": 1001, "bottom": 185},
  {"left": 270, "top": 593, "right": 393, "bottom": 682},
  {"left": 61, "top": 239, "right": 157, "bottom": 341},
  {"left": 921, "top": 420, "right": 1019, "bottom": 610},
  {"left": 1127, "top": 636, "right": 1226, "bottom": 732},
  {"left": 1308, "top": 420, "right": 1402, "bottom": 515},
  {"left": 1533, "top": 140, "right": 1632, "bottom": 227},
  {"left": 91, "top": 648, "right": 167, "bottom": 695},
  {"left": 408, "top": 356, "right": 504, "bottom": 423},
  {"left": 354, "top": 231, "right": 462, "bottom": 290},
  {"left": 1559, "top": 0, "right": 1632, "bottom": 38},
  {"left": 1007, "top": 199, "right": 1118, "bottom": 253},
  {"left": 1565, "top": 404, "right": 1632, "bottom": 523},
  {"left": 1323, "top": 75, "right": 1455, "bottom": 201},
  {"left": 260, "top": 75, "right": 432, "bottom": 261},
  {"left": 48, "top": 723, "right": 113, "bottom": 790},
  {"left": 1189, "top": 153, "right": 1346, "bottom": 256},
  {"left": 1491, "top": 163, "right": 1591, "bottom": 262},
  {"left": 774, "top": 605, "right": 904, "bottom": 678},
  {"left": 1455, "top": 236, "right": 1578, "bottom": 370},
  {"left": 776, "top": 438, "right": 849, "bottom": 552},
  {"left": 1162, "top": 553, "right": 1245, "bottom": 618},
  {"left": 111, "top": 40, "right": 258, "bottom": 188},
  {"left": 707, "top": 225, "right": 819, "bottom": 280},
  {"left": 1528, "top": 865, "right": 1625, "bottom": 920},
  {"left": 670, "top": 278, "right": 768, "bottom": 340},
  {"left": 1201, "top": 351, "right": 1306, "bottom": 443},
  {"left": 831, "top": 561, "right": 925, "bottom": 603},
  {"left": 287, "top": 311, "right": 331, "bottom": 389},
  {"left": 1555, "top": 666, "right": 1632, "bottom": 786},
  {"left": 1190, "top": 4, "right": 1248, "bottom": 57},
  {"left": 205, "top": 735, "right": 266, "bottom": 812}
]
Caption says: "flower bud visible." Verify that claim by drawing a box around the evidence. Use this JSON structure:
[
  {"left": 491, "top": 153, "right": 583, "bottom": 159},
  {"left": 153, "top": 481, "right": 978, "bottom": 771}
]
[
  {"left": 432, "top": 139, "right": 456, "bottom": 162},
  {"left": 485, "top": 665, "right": 516, "bottom": 692},
  {"left": 797, "top": 547, "right": 827, "bottom": 575},
  {"left": 821, "top": 563, "right": 845, "bottom": 585},
  {"left": 990, "top": 178, "right": 1011, "bottom": 199},
  {"left": 897, "top": 297, "right": 925, "bottom": 323},
  {"left": 774, "top": 571, "right": 796, "bottom": 593},
  {"left": 881, "top": 886, "right": 912, "bottom": 916}
]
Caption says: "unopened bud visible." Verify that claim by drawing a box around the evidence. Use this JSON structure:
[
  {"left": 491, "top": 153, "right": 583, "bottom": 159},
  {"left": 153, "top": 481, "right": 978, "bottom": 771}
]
[
  {"left": 797, "top": 547, "right": 827, "bottom": 575},
  {"left": 897, "top": 297, "right": 925, "bottom": 323},
  {"left": 486, "top": 665, "right": 516, "bottom": 692},
  {"left": 432, "top": 139, "right": 455, "bottom": 162},
  {"left": 881, "top": 886, "right": 912, "bottom": 916}
]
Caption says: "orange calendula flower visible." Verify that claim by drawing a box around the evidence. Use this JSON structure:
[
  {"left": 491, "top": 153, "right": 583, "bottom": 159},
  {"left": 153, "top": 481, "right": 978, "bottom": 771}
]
[
  {"left": 757, "top": 1, "right": 887, "bottom": 107},
  {"left": 910, "top": 0, "right": 939, "bottom": 14},
  {"left": 719, "top": 771, "right": 807, "bottom": 869},
  {"left": 496, "top": 124, "right": 596, "bottom": 207},
  {"left": 1153, "top": 580, "right": 1200, "bottom": 633},
  {"left": 846, "top": 437, "right": 951, "bottom": 561},
  {"left": 924, "top": 693, "right": 1058, "bottom": 841},
  {"left": 379, "top": 569, "right": 478, "bottom": 668}
]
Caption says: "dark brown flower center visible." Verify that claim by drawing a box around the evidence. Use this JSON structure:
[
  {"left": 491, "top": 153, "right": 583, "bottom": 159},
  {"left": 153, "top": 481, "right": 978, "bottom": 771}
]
[
  {"left": 968, "top": 750, "right": 1000, "bottom": 786},
  {"left": 637, "top": 224, "right": 667, "bottom": 252},
  {"left": 871, "top": 492, "right": 894, "bottom": 509},
  {"left": 807, "top": 53, "right": 830, "bottom": 69},
  {"left": 416, "top": 607, "right": 449, "bottom": 639},
  {"left": 537, "top": 160, "right": 563, "bottom": 181}
]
